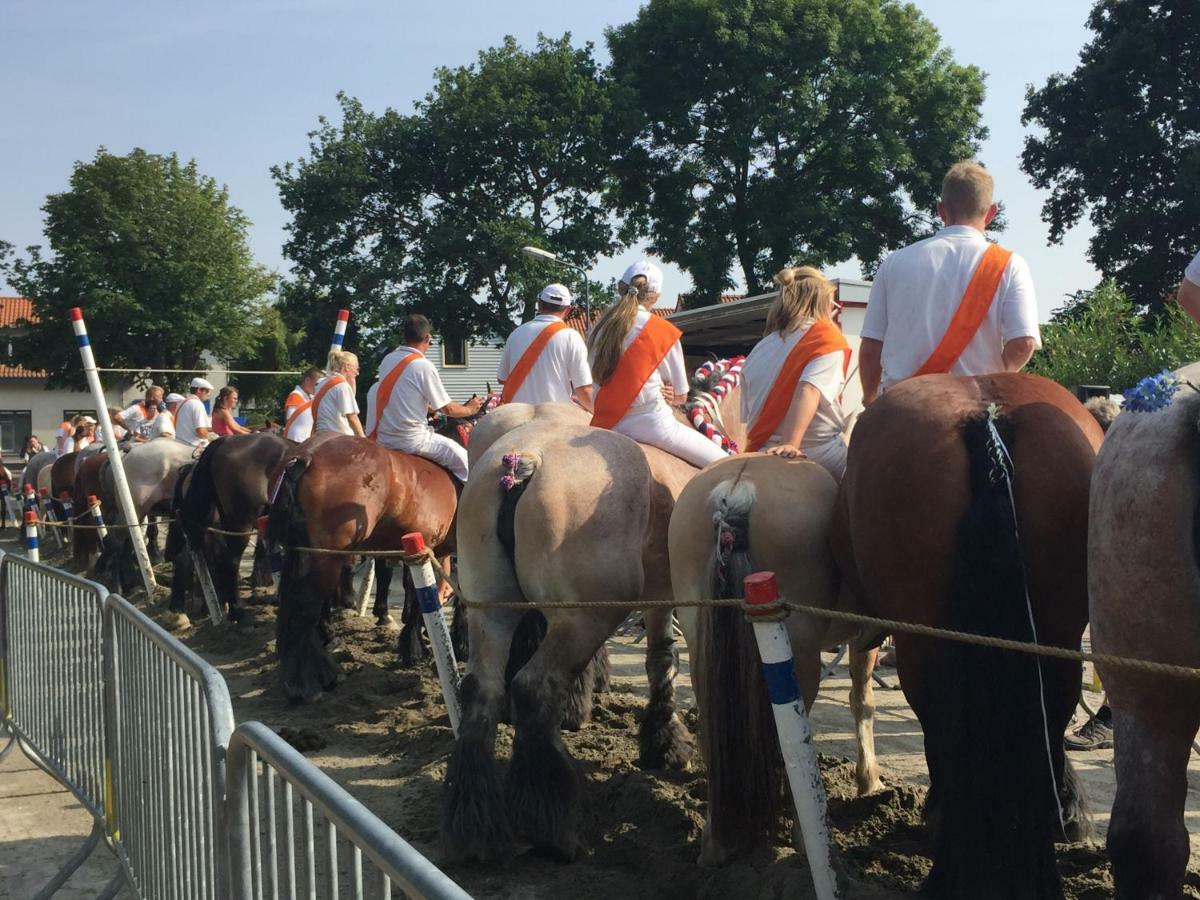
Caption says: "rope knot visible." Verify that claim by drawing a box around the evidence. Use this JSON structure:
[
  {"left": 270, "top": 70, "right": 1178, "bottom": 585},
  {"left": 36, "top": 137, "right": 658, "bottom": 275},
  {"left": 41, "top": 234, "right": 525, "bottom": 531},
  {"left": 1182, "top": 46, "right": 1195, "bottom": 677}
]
[{"left": 742, "top": 594, "right": 789, "bottom": 623}]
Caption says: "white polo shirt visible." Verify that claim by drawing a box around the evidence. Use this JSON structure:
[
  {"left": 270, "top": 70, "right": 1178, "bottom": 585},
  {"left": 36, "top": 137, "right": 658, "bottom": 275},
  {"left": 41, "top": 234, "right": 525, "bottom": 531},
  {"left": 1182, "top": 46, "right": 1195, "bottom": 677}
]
[
  {"left": 121, "top": 402, "right": 159, "bottom": 440},
  {"left": 498, "top": 315, "right": 593, "bottom": 404},
  {"left": 594, "top": 308, "right": 689, "bottom": 417},
  {"left": 283, "top": 387, "right": 314, "bottom": 442},
  {"left": 740, "top": 320, "right": 847, "bottom": 446},
  {"left": 312, "top": 375, "right": 359, "bottom": 435},
  {"left": 369, "top": 347, "right": 452, "bottom": 442},
  {"left": 173, "top": 396, "right": 211, "bottom": 447},
  {"left": 861, "top": 225, "right": 1041, "bottom": 391},
  {"left": 149, "top": 410, "right": 175, "bottom": 440},
  {"left": 1185, "top": 250, "right": 1200, "bottom": 287}
]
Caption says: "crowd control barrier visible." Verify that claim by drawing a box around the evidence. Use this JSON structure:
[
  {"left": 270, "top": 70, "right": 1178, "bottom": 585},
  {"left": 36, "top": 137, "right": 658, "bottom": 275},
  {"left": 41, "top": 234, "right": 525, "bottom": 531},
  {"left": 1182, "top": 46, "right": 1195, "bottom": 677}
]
[{"left": 227, "top": 721, "right": 471, "bottom": 900}]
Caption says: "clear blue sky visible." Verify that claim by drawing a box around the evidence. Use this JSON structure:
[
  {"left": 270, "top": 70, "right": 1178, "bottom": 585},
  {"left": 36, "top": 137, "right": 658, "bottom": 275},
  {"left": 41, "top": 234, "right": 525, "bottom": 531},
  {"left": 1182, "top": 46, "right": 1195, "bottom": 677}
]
[{"left": 2, "top": 0, "right": 1099, "bottom": 320}]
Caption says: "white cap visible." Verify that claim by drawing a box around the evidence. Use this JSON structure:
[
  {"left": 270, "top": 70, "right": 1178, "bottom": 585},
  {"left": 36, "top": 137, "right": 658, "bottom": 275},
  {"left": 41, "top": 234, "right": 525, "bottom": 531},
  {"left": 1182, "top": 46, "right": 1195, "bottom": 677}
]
[
  {"left": 620, "top": 260, "right": 664, "bottom": 294},
  {"left": 190, "top": 377, "right": 214, "bottom": 391},
  {"left": 81, "top": 415, "right": 97, "bottom": 425},
  {"left": 165, "top": 393, "right": 185, "bottom": 404},
  {"left": 538, "top": 283, "right": 573, "bottom": 307}
]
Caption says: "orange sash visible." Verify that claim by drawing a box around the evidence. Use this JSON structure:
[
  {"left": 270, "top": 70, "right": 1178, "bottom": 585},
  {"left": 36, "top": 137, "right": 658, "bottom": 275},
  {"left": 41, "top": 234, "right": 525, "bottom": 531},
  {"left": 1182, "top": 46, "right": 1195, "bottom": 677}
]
[
  {"left": 367, "top": 351, "right": 422, "bottom": 441},
  {"left": 310, "top": 375, "right": 346, "bottom": 428},
  {"left": 591, "top": 316, "right": 682, "bottom": 429},
  {"left": 745, "top": 320, "right": 852, "bottom": 452},
  {"left": 283, "top": 390, "right": 312, "bottom": 438},
  {"left": 501, "top": 321, "right": 568, "bottom": 404},
  {"left": 912, "top": 243, "right": 1013, "bottom": 377}
]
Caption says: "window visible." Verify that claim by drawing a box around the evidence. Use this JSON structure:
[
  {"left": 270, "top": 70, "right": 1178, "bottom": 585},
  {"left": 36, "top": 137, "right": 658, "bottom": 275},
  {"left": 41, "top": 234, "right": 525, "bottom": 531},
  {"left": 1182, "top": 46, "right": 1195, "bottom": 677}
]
[
  {"left": 441, "top": 337, "right": 469, "bottom": 368},
  {"left": 62, "top": 409, "right": 97, "bottom": 422},
  {"left": 0, "top": 410, "right": 32, "bottom": 455}
]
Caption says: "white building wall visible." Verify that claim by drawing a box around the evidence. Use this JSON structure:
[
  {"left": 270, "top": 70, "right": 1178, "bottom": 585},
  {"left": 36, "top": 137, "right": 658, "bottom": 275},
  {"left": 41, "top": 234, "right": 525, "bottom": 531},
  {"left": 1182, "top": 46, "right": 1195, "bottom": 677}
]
[
  {"left": 427, "top": 336, "right": 505, "bottom": 400},
  {"left": 0, "top": 378, "right": 127, "bottom": 458}
]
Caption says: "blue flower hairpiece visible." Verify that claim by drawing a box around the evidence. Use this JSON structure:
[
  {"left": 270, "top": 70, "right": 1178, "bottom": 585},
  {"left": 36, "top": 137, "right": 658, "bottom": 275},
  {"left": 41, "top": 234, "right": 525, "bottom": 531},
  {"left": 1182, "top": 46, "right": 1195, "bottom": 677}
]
[{"left": 1124, "top": 370, "right": 1181, "bottom": 413}]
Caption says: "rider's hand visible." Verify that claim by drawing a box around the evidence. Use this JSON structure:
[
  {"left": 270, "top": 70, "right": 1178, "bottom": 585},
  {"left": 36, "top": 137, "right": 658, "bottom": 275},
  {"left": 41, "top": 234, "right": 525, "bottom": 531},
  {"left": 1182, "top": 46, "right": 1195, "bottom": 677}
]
[
  {"left": 765, "top": 444, "right": 807, "bottom": 460},
  {"left": 466, "top": 396, "right": 483, "bottom": 414}
]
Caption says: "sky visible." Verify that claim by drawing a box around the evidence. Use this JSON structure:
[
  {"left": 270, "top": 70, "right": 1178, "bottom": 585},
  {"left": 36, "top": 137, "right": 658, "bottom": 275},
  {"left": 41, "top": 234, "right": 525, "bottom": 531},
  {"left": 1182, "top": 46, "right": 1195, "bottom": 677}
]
[{"left": 1, "top": 0, "right": 1100, "bottom": 321}]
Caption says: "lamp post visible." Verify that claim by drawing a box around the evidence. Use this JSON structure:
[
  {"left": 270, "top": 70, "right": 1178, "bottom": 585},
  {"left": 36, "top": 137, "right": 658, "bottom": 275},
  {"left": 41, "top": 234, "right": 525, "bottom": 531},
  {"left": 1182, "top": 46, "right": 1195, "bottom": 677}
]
[{"left": 521, "top": 246, "right": 591, "bottom": 321}]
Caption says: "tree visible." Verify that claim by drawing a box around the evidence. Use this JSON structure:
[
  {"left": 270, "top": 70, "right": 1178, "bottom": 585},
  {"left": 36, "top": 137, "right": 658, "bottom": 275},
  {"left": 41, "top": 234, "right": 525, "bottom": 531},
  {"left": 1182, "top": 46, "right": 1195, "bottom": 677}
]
[
  {"left": 1028, "top": 280, "right": 1200, "bottom": 391},
  {"left": 1022, "top": 0, "right": 1200, "bottom": 313},
  {"left": 273, "top": 35, "right": 622, "bottom": 369},
  {"left": 1, "top": 148, "right": 275, "bottom": 387},
  {"left": 605, "top": 0, "right": 987, "bottom": 304}
]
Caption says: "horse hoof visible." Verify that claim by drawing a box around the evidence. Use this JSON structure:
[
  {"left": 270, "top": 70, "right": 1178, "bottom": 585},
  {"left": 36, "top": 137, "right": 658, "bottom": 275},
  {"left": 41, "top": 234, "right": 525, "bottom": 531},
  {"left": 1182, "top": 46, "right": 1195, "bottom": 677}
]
[
  {"left": 638, "top": 714, "right": 694, "bottom": 771},
  {"left": 375, "top": 614, "right": 400, "bottom": 633},
  {"left": 160, "top": 611, "right": 191, "bottom": 631}
]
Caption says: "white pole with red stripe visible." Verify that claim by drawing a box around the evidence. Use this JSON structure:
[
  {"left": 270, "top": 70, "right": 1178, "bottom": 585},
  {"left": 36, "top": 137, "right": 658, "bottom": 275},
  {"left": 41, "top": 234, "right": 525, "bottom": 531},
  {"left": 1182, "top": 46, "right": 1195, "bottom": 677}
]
[
  {"left": 70, "top": 307, "right": 157, "bottom": 596},
  {"left": 329, "top": 308, "right": 350, "bottom": 357}
]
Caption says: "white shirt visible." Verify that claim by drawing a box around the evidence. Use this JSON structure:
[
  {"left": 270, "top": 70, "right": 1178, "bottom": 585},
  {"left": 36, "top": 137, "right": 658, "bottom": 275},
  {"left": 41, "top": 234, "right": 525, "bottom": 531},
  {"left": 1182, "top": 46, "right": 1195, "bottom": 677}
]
[
  {"left": 150, "top": 410, "right": 175, "bottom": 440},
  {"left": 54, "top": 423, "right": 74, "bottom": 458},
  {"left": 861, "top": 225, "right": 1041, "bottom": 391},
  {"left": 1185, "top": 250, "right": 1200, "bottom": 287},
  {"left": 370, "top": 347, "right": 452, "bottom": 441},
  {"left": 312, "top": 375, "right": 359, "bottom": 435},
  {"left": 740, "top": 321, "right": 847, "bottom": 446},
  {"left": 594, "top": 308, "right": 689, "bottom": 417},
  {"left": 173, "top": 395, "right": 211, "bottom": 447},
  {"left": 498, "top": 315, "right": 593, "bottom": 404},
  {"left": 283, "top": 386, "right": 314, "bottom": 442},
  {"left": 121, "top": 402, "right": 159, "bottom": 440}
]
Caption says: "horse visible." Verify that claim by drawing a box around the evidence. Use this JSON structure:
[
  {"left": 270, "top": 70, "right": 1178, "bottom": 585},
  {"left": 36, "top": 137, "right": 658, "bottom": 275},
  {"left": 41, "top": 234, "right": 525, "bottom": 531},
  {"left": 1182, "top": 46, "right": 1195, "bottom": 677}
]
[
  {"left": 1088, "top": 364, "right": 1200, "bottom": 898},
  {"left": 20, "top": 449, "right": 56, "bottom": 490},
  {"left": 832, "top": 373, "right": 1100, "bottom": 897},
  {"left": 170, "top": 432, "right": 294, "bottom": 621},
  {"left": 668, "top": 453, "right": 881, "bottom": 866},
  {"left": 441, "top": 365, "right": 745, "bottom": 864}
]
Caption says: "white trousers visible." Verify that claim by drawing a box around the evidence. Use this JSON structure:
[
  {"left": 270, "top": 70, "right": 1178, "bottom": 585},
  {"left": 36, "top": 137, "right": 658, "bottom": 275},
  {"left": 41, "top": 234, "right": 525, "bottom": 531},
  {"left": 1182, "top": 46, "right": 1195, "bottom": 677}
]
[
  {"left": 801, "top": 436, "right": 847, "bottom": 482},
  {"left": 380, "top": 428, "right": 469, "bottom": 482},
  {"left": 614, "top": 408, "right": 729, "bottom": 469}
]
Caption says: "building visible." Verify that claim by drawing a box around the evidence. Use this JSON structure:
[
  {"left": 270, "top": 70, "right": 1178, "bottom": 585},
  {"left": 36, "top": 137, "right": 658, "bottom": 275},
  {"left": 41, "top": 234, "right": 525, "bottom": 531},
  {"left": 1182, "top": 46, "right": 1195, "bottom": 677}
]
[{"left": 425, "top": 334, "right": 505, "bottom": 400}]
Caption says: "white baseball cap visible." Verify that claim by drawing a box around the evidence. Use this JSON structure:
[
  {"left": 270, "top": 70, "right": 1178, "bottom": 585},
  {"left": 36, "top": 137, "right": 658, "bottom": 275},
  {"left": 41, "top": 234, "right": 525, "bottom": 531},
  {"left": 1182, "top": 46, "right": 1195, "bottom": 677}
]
[
  {"left": 81, "top": 415, "right": 97, "bottom": 425},
  {"left": 190, "top": 377, "right": 214, "bottom": 391},
  {"left": 165, "top": 393, "right": 185, "bottom": 404},
  {"left": 538, "top": 283, "right": 573, "bottom": 307},
  {"left": 620, "top": 260, "right": 664, "bottom": 294}
]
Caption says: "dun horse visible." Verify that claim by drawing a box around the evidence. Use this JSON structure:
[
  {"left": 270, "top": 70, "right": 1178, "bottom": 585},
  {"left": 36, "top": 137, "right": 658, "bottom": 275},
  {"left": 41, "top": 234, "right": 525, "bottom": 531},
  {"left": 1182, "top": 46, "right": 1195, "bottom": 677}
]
[{"left": 834, "top": 372, "right": 1099, "bottom": 897}]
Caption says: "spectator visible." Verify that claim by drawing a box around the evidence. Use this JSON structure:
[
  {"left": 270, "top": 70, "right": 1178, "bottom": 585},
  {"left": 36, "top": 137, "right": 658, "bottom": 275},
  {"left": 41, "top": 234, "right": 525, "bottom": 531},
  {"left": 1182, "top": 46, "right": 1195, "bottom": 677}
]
[
  {"left": 20, "top": 435, "right": 44, "bottom": 461},
  {"left": 211, "top": 386, "right": 252, "bottom": 437}
]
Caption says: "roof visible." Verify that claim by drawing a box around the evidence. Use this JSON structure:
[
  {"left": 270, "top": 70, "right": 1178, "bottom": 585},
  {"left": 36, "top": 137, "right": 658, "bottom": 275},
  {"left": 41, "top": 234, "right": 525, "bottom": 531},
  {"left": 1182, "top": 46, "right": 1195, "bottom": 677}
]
[
  {"left": 0, "top": 297, "right": 36, "bottom": 328},
  {"left": 0, "top": 363, "right": 47, "bottom": 379}
]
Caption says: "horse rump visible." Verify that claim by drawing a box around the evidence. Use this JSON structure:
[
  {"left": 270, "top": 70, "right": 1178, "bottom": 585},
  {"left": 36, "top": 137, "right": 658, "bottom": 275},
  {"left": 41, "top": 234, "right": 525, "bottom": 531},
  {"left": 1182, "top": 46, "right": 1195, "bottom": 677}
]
[{"left": 925, "top": 414, "right": 1063, "bottom": 898}]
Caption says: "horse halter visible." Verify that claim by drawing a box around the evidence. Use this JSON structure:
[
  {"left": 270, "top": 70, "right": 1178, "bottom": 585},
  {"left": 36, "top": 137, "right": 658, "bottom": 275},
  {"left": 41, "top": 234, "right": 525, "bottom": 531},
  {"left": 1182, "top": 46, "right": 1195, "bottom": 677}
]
[{"left": 685, "top": 357, "right": 745, "bottom": 455}]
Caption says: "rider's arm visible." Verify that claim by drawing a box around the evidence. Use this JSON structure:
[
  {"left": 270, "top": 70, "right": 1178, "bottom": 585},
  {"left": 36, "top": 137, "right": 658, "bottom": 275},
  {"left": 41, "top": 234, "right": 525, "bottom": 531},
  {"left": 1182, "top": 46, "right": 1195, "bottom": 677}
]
[
  {"left": 573, "top": 384, "right": 595, "bottom": 412},
  {"left": 438, "top": 397, "right": 483, "bottom": 419},
  {"left": 346, "top": 413, "right": 366, "bottom": 438},
  {"left": 663, "top": 343, "right": 690, "bottom": 405},
  {"left": 765, "top": 382, "right": 822, "bottom": 458},
  {"left": 1002, "top": 336, "right": 1037, "bottom": 372},
  {"left": 859, "top": 338, "right": 883, "bottom": 406}
]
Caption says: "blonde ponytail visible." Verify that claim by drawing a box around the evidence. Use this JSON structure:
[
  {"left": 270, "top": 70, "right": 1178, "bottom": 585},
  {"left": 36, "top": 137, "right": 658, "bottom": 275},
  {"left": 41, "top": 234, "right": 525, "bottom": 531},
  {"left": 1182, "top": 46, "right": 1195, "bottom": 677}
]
[
  {"left": 588, "top": 275, "right": 654, "bottom": 385},
  {"left": 764, "top": 266, "right": 835, "bottom": 336}
]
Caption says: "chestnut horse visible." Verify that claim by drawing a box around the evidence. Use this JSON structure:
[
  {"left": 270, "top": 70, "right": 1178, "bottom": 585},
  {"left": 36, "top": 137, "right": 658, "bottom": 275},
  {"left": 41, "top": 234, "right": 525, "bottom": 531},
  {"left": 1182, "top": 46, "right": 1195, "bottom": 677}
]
[
  {"left": 833, "top": 373, "right": 1100, "bottom": 897},
  {"left": 669, "top": 453, "right": 881, "bottom": 866},
  {"left": 442, "top": 373, "right": 744, "bottom": 864},
  {"left": 1089, "top": 363, "right": 1200, "bottom": 898},
  {"left": 267, "top": 433, "right": 461, "bottom": 703}
]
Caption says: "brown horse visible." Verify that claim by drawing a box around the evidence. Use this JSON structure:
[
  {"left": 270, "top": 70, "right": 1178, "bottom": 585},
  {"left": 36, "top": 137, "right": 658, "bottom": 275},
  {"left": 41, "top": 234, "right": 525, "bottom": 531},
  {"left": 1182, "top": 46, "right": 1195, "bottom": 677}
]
[
  {"left": 1089, "top": 364, "right": 1200, "bottom": 898},
  {"left": 833, "top": 372, "right": 1100, "bottom": 898},
  {"left": 267, "top": 434, "right": 460, "bottom": 703},
  {"left": 669, "top": 454, "right": 881, "bottom": 866},
  {"left": 441, "top": 374, "right": 745, "bottom": 864}
]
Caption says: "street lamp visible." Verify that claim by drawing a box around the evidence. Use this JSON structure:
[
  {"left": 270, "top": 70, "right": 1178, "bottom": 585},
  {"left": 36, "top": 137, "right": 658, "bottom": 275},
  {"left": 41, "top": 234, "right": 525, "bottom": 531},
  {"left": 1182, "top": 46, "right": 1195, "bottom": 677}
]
[{"left": 521, "top": 245, "right": 591, "bottom": 321}]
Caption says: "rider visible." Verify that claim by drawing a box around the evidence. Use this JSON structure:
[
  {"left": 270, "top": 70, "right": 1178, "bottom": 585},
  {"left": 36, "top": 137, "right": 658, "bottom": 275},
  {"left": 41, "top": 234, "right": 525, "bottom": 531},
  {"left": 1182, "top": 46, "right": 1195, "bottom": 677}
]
[
  {"left": 281, "top": 366, "right": 322, "bottom": 442},
  {"left": 859, "top": 161, "right": 1041, "bottom": 403},
  {"left": 740, "top": 266, "right": 852, "bottom": 479},
  {"left": 312, "top": 351, "right": 364, "bottom": 436},
  {"left": 366, "top": 314, "right": 482, "bottom": 482},
  {"left": 588, "top": 260, "right": 727, "bottom": 468},
  {"left": 151, "top": 393, "right": 183, "bottom": 440},
  {"left": 116, "top": 385, "right": 165, "bottom": 441},
  {"left": 498, "top": 283, "right": 594, "bottom": 409},
  {"left": 54, "top": 415, "right": 85, "bottom": 458},
  {"left": 173, "top": 377, "right": 214, "bottom": 448}
]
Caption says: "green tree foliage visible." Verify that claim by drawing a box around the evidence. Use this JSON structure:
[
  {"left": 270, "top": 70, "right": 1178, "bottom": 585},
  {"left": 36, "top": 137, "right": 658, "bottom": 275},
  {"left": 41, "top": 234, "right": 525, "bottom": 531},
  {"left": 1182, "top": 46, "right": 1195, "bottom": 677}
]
[
  {"left": 0, "top": 148, "right": 275, "bottom": 388},
  {"left": 1028, "top": 280, "right": 1200, "bottom": 391},
  {"left": 1021, "top": 0, "right": 1200, "bottom": 314},
  {"left": 273, "top": 35, "right": 622, "bottom": 369},
  {"left": 605, "top": 0, "right": 987, "bottom": 304}
]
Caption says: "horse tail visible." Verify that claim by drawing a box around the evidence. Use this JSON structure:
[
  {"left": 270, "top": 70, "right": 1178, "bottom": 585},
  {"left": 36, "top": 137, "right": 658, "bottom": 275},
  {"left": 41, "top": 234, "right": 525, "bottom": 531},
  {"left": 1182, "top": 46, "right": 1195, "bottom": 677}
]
[
  {"left": 496, "top": 449, "right": 542, "bottom": 681},
  {"left": 178, "top": 438, "right": 222, "bottom": 543},
  {"left": 930, "top": 414, "right": 1062, "bottom": 896},
  {"left": 693, "top": 477, "right": 782, "bottom": 859},
  {"left": 268, "top": 456, "right": 311, "bottom": 553},
  {"left": 164, "top": 462, "right": 196, "bottom": 562}
]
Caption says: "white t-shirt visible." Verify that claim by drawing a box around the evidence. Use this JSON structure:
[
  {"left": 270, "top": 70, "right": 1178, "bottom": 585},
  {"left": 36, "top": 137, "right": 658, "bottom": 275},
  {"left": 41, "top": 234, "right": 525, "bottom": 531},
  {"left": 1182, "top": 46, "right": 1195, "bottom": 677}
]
[
  {"left": 370, "top": 347, "right": 452, "bottom": 442},
  {"left": 283, "top": 387, "right": 314, "bottom": 442},
  {"left": 121, "top": 402, "right": 159, "bottom": 440},
  {"left": 54, "top": 423, "right": 73, "bottom": 458},
  {"left": 173, "top": 396, "right": 211, "bottom": 447},
  {"left": 594, "top": 308, "right": 689, "bottom": 417},
  {"left": 498, "top": 315, "right": 593, "bottom": 404},
  {"left": 1185, "top": 250, "right": 1200, "bottom": 287},
  {"left": 312, "top": 375, "right": 359, "bottom": 435},
  {"left": 861, "top": 225, "right": 1041, "bottom": 391},
  {"left": 740, "top": 321, "right": 847, "bottom": 447},
  {"left": 150, "top": 410, "right": 175, "bottom": 440}
]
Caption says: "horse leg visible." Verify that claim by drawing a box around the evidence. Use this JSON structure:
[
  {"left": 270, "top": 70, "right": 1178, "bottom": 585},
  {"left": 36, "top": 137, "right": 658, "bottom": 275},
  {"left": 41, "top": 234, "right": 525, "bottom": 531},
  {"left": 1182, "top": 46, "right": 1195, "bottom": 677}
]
[
  {"left": 450, "top": 595, "right": 470, "bottom": 662},
  {"left": 277, "top": 552, "right": 343, "bottom": 704},
  {"left": 505, "top": 611, "right": 624, "bottom": 859},
  {"left": 220, "top": 535, "right": 250, "bottom": 623},
  {"left": 250, "top": 534, "right": 274, "bottom": 588},
  {"left": 167, "top": 546, "right": 194, "bottom": 614},
  {"left": 637, "top": 606, "right": 693, "bottom": 769},
  {"left": 371, "top": 559, "right": 394, "bottom": 623},
  {"left": 398, "top": 567, "right": 429, "bottom": 667},
  {"left": 1108, "top": 695, "right": 1200, "bottom": 899},
  {"left": 441, "top": 605, "right": 525, "bottom": 863},
  {"left": 145, "top": 517, "right": 161, "bottom": 562},
  {"left": 849, "top": 646, "right": 883, "bottom": 795}
]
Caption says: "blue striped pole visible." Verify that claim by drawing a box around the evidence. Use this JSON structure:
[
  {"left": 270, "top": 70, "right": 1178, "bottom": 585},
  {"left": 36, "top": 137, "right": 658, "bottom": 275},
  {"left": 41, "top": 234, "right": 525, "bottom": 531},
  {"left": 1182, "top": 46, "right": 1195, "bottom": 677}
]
[
  {"left": 87, "top": 495, "right": 108, "bottom": 542},
  {"left": 256, "top": 516, "right": 282, "bottom": 590},
  {"left": 70, "top": 307, "right": 156, "bottom": 595},
  {"left": 401, "top": 532, "right": 461, "bottom": 734},
  {"left": 329, "top": 308, "right": 350, "bottom": 356},
  {"left": 24, "top": 511, "right": 39, "bottom": 564},
  {"left": 744, "top": 572, "right": 839, "bottom": 900}
]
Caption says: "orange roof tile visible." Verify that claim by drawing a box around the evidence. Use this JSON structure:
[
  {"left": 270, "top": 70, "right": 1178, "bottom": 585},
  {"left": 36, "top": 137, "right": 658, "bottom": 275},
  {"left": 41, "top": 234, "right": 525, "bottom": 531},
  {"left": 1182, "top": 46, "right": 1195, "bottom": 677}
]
[
  {"left": 0, "top": 363, "right": 47, "bottom": 378},
  {"left": 0, "top": 297, "right": 37, "bottom": 328}
]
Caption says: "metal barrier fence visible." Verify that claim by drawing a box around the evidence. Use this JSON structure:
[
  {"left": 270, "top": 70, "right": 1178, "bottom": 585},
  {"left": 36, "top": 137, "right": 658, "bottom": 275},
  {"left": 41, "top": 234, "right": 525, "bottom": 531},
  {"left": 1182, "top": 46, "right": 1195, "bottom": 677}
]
[
  {"left": 103, "top": 594, "right": 236, "bottom": 899},
  {"left": 227, "top": 721, "right": 470, "bottom": 900}
]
